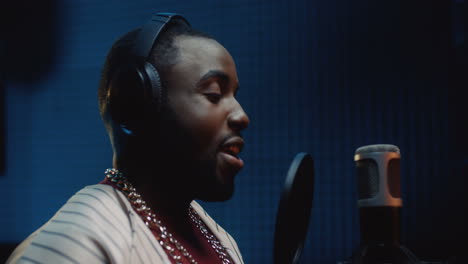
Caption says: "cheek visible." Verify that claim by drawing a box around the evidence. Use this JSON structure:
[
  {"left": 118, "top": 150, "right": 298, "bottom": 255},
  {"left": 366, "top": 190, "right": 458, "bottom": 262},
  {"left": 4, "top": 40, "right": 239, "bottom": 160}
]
[{"left": 172, "top": 97, "right": 226, "bottom": 150}]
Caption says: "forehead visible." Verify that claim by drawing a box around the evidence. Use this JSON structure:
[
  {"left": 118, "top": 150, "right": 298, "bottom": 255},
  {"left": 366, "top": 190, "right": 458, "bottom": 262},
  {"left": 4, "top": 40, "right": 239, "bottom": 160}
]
[{"left": 171, "top": 35, "right": 238, "bottom": 81}]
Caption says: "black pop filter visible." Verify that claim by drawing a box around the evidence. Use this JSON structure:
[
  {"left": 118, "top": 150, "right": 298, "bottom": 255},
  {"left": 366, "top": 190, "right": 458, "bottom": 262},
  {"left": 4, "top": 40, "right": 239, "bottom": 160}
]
[{"left": 274, "top": 153, "right": 315, "bottom": 264}]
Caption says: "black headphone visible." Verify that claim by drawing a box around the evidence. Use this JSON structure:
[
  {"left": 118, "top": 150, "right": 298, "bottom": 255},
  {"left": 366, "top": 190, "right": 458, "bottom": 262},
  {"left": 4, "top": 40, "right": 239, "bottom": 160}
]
[{"left": 108, "top": 13, "right": 191, "bottom": 135}]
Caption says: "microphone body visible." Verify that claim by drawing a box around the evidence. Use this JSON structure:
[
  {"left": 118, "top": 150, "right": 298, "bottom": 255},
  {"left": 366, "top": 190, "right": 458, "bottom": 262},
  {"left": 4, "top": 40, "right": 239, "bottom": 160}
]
[{"left": 350, "top": 144, "right": 419, "bottom": 264}]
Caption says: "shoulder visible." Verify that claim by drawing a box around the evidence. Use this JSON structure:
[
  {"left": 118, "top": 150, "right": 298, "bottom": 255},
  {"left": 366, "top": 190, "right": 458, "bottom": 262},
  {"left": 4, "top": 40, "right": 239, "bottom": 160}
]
[
  {"left": 54, "top": 184, "right": 134, "bottom": 240},
  {"left": 190, "top": 201, "right": 244, "bottom": 264},
  {"left": 7, "top": 184, "right": 135, "bottom": 264}
]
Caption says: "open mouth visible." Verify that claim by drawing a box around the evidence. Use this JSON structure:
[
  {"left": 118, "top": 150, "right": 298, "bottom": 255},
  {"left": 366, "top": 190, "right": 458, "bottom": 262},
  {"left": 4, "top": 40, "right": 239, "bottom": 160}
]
[
  {"left": 218, "top": 137, "right": 245, "bottom": 172},
  {"left": 219, "top": 137, "right": 244, "bottom": 159},
  {"left": 221, "top": 144, "right": 241, "bottom": 158}
]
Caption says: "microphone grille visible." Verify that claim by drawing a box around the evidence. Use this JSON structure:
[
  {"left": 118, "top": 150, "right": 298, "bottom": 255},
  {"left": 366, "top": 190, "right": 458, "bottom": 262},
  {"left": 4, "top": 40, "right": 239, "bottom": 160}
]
[{"left": 355, "top": 144, "right": 400, "bottom": 155}]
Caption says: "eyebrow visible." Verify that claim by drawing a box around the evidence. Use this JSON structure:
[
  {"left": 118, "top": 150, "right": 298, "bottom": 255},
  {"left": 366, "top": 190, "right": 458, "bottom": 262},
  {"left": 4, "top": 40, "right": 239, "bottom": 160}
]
[
  {"left": 197, "top": 70, "right": 229, "bottom": 85},
  {"left": 196, "top": 70, "right": 240, "bottom": 94}
]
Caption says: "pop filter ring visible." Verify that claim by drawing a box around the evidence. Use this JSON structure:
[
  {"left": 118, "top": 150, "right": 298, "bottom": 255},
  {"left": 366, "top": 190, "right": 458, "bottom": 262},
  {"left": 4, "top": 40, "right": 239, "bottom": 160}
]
[{"left": 273, "top": 152, "right": 315, "bottom": 264}]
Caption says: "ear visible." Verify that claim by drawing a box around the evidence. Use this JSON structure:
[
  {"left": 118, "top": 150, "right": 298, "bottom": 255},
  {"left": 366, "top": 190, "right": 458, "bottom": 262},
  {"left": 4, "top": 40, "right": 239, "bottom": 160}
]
[{"left": 107, "top": 67, "right": 147, "bottom": 136}]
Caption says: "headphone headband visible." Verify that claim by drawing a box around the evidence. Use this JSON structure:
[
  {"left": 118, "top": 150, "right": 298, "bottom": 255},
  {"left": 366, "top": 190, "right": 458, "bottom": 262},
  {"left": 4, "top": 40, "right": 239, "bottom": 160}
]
[
  {"left": 109, "top": 12, "right": 190, "bottom": 136},
  {"left": 132, "top": 13, "right": 191, "bottom": 59}
]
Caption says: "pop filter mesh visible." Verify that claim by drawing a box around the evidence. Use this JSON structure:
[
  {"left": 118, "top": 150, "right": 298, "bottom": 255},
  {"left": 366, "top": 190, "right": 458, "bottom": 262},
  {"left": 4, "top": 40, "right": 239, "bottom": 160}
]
[{"left": 274, "top": 153, "right": 314, "bottom": 264}]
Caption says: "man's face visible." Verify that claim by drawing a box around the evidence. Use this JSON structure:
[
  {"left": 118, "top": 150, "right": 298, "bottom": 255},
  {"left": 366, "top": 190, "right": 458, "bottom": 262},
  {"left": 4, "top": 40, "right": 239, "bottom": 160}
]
[{"left": 160, "top": 35, "right": 249, "bottom": 201}]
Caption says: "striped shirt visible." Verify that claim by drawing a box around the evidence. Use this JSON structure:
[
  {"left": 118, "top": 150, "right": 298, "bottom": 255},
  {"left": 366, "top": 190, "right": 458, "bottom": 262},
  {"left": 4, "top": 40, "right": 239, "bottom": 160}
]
[{"left": 7, "top": 184, "right": 244, "bottom": 264}]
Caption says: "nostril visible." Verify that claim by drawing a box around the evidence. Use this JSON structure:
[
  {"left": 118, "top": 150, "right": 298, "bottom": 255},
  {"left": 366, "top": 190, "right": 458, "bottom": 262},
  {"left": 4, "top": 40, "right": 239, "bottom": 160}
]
[{"left": 228, "top": 111, "right": 249, "bottom": 131}]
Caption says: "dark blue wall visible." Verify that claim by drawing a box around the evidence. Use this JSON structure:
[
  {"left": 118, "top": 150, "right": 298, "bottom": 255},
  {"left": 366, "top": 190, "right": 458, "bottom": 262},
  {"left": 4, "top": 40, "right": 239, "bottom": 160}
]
[{"left": 1, "top": 0, "right": 466, "bottom": 263}]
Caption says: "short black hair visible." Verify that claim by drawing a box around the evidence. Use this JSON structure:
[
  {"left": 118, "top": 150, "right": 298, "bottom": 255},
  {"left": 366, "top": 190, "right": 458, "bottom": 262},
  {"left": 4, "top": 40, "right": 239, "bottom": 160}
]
[{"left": 97, "top": 17, "right": 213, "bottom": 124}]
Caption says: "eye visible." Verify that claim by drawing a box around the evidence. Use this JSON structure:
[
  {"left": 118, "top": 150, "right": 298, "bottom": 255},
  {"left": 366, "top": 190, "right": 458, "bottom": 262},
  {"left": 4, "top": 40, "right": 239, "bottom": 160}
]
[
  {"left": 202, "top": 81, "right": 223, "bottom": 103},
  {"left": 204, "top": 93, "right": 222, "bottom": 103}
]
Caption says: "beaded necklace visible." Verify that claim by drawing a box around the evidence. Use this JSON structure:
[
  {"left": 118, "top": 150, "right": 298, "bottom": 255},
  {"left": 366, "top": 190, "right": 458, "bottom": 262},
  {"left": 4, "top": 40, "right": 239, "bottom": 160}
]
[{"left": 104, "top": 168, "right": 234, "bottom": 264}]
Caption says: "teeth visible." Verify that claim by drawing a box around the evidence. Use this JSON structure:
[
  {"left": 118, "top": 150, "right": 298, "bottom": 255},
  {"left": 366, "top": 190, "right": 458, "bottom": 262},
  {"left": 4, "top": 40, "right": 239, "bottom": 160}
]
[
  {"left": 223, "top": 145, "right": 240, "bottom": 156},
  {"left": 229, "top": 145, "right": 239, "bottom": 155}
]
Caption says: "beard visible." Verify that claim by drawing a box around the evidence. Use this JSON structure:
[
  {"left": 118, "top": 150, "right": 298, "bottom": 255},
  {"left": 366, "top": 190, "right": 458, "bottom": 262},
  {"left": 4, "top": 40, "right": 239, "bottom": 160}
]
[
  {"left": 175, "top": 158, "right": 235, "bottom": 202},
  {"left": 152, "top": 104, "right": 235, "bottom": 202}
]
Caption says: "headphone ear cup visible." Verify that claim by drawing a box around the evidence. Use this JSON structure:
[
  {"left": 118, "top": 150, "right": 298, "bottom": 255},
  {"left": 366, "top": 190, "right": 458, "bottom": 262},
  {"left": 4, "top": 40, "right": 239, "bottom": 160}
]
[
  {"left": 142, "top": 62, "right": 162, "bottom": 113},
  {"left": 108, "top": 66, "right": 146, "bottom": 134}
]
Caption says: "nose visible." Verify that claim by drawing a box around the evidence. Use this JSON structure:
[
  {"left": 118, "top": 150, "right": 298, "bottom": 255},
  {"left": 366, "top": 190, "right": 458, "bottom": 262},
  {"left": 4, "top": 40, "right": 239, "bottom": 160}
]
[{"left": 228, "top": 101, "right": 250, "bottom": 132}]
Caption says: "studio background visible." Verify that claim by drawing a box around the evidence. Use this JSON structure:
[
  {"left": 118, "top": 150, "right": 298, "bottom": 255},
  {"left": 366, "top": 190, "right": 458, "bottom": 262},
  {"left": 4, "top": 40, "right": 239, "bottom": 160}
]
[{"left": 1, "top": 0, "right": 466, "bottom": 263}]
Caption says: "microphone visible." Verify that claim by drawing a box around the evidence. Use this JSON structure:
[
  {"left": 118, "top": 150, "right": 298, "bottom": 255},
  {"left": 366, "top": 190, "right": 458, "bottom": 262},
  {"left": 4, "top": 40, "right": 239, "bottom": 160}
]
[
  {"left": 355, "top": 144, "right": 403, "bottom": 246},
  {"left": 355, "top": 144, "right": 402, "bottom": 209},
  {"left": 348, "top": 144, "right": 420, "bottom": 263}
]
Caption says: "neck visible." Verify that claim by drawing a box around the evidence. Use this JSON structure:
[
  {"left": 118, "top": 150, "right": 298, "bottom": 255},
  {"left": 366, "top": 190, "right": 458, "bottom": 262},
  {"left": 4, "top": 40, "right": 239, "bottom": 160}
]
[{"left": 113, "top": 153, "right": 195, "bottom": 232}]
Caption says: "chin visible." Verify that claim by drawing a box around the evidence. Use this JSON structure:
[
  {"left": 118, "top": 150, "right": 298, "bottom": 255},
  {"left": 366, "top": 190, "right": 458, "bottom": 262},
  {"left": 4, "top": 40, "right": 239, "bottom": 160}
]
[
  {"left": 190, "top": 158, "right": 237, "bottom": 202},
  {"left": 197, "top": 185, "right": 235, "bottom": 202},
  {"left": 198, "top": 188, "right": 234, "bottom": 202}
]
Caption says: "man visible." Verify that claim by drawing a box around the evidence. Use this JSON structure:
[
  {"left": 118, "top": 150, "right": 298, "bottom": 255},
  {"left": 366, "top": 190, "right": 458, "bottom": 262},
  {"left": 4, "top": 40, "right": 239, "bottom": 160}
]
[{"left": 7, "top": 13, "right": 249, "bottom": 264}]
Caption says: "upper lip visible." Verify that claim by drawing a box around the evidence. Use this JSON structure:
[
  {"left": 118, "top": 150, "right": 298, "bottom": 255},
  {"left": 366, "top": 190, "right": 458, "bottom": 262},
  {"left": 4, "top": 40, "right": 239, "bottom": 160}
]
[{"left": 219, "top": 136, "right": 244, "bottom": 157}]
